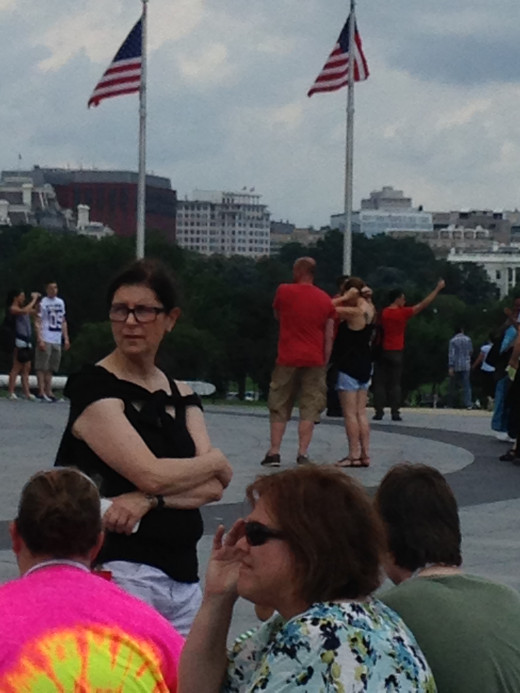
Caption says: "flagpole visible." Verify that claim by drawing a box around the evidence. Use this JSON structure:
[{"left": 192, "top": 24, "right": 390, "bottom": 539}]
[
  {"left": 136, "top": 0, "right": 148, "bottom": 259},
  {"left": 342, "top": 0, "right": 356, "bottom": 275}
]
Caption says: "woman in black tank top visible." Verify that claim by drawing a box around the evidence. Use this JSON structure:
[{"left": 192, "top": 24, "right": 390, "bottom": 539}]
[
  {"left": 331, "top": 278, "right": 376, "bottom": 468},
  {"left": 55, "top": 260, "right": 233, "bottom": 635}
]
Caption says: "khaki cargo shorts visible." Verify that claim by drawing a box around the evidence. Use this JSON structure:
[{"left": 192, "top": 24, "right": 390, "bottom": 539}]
[
  {"left": 34, "top": 342, "right": 62, "bottom": 373},
  {"left": 268, "top": 365, "right": 327, "bottom": 423}
]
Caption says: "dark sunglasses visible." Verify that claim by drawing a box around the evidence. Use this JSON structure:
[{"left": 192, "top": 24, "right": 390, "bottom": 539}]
[{"left": 244, "top": 521, "right": 284, "bottom": 547}]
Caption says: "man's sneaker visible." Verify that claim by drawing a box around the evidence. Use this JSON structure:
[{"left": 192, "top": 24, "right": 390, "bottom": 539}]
[
  {"left": 261, "top": 453, "right": 281, "bottom": 467},
  {"left": 7, "top": 393, "right": 18, "bottom": 400},
  {"left": 391, "top": 414, "right": 403, "bottom": 422},
  {"left": 372, "top": 412, "right": 383, "bottom": 421},
  {"left": 26, "top": 394, "right": 37, "bottom": 401},
  {"left": 296, "top": 454, "right": 314, "bottom": 465}
]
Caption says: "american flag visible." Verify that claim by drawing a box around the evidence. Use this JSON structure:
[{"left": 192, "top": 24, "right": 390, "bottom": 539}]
[
  {"left": 308, "top": 15, "right": 369, "bottom": 97},
  {"left": 88, "top": 19, "right": 142, "bottom": 108}
]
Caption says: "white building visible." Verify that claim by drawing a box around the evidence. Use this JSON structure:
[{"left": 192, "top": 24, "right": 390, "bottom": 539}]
[
  {"left": 76, "top": 204, "right": 114, "bottom": 239},
  {"left": 354, "top": 209, "right": 433, "bottom": 238},
  {"left": 447, "top": 244, "right": 520, "bottom": 298},
  {"left": 176, "top": 189, "right": 270, "bottom": 258},
  {"left": 331, "top": 185, "right": 432, "bottom": 237},
  {"left": 0, "top": 174, "right": 71, "bottom": 230}
]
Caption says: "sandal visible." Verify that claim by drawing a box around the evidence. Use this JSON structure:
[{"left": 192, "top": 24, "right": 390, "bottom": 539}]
[
  {"left": 335, "top": 457, "right": 364, "bottom": 468},
  {"left": 499, "top": 449, "right": 518, "bottom": 462},
  {"left": 360, "top": 456, "right": 370, "bottom": 467}
]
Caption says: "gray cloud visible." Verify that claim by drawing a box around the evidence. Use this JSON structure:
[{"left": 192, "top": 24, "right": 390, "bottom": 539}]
[{"left": 1, "top": 0, "right": 520, "bottom": 228}]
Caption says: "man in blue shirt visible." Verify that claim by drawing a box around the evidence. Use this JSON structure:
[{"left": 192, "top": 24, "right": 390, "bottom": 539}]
[{"left": 448, "top": 327, "right": 473, "bottom": 408}]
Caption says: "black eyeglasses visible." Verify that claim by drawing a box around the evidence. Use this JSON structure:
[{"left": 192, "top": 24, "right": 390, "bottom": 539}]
[
  {"left": 244, "top": 521, "right": 285, "bottom": 547},
  {"left": 109, "top": 304, "right": 166, "bottom": 324}
]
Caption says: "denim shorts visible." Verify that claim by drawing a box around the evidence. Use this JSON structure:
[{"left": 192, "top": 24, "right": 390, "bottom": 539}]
[{"left": 336, "top": 370, "right": 370, "bottom": 392}]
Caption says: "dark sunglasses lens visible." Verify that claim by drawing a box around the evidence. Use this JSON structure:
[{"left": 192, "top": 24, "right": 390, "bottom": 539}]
[{"left": 245, "top": 522, "right": 278, "bottom": 546}]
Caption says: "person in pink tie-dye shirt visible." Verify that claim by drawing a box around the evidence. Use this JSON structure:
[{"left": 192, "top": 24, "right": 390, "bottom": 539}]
[{"left": 0, "top": 468, "right": 184, "bottom": 692}]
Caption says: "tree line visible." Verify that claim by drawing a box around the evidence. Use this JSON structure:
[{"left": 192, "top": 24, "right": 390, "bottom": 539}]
[{"left": 0, "top": 225, "right": 512, "bottom": 402}]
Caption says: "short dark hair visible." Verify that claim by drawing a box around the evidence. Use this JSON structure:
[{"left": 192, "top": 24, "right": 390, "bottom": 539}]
[
  {"left": 374, "top": 463, "right": 462, "bottom": 572},
  {"left": 388, "top": 288, "right": 404, "bottom": 304},
  {"left": 16, "top": 468, "right": 102, "bottom": 558},
  {"left": 107, "top": 259, "right": 180, "bottom": 312},
  {"left": 246, "top": 466, "right": 384, "bottom": 603}
]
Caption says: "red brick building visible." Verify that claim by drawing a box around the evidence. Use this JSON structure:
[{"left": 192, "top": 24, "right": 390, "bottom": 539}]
[{"left": 6, "top": 167, "right": 177, "bottom": 242}]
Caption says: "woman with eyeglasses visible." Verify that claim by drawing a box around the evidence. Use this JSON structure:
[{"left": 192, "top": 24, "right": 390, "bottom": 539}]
[
  {"left": 55, "top": 259, "right": 233, "bottom": 636},
  {"left": 178, "top": 466, "right": 435, "bottom": 692}
]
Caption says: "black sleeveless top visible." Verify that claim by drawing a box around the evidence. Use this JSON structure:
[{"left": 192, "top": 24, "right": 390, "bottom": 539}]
[
  {"left": 55, "top": 364, "right": 204, "bottom": 583},
  {"left": 332, "top": 321, "right": 374, "bottom": 383}
]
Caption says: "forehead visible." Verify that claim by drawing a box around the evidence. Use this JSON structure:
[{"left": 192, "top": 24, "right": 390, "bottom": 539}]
[
  {"left": 247, "top": 495, "right": 276, "bottom": 524},
  {"left": 112, "top": 284, "right": 159, "bottom": 304}
]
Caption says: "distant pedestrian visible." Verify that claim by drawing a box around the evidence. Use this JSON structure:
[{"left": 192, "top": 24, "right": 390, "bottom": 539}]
[
  {"left": 490, "top": 302, "right": 520, "bottom": 440},
  {"left": 471, "top": 335, "right": 495, "bottom": 409},
  {"left": 448, "top": 327, "right": 473, "bottom": 409},
  {"left": 372, "top": 279, "right": 445, "bottom": 421},
  {"left": 34, "top": 281, "right": 70, "bottom": 402},
  {"left": 5, "top": 289, "right": 40, "bottom": 401},
  {"left": 261, "top": 257, "right": 335, "bottom": 467}
]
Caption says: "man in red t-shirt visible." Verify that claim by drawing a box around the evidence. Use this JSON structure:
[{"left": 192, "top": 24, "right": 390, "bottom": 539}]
[
  {"left": 373, "top": 279, "right": 445, "bottom": 421},
  {"left": 261, "top": 257, "right": 335, "bottom": 467}
]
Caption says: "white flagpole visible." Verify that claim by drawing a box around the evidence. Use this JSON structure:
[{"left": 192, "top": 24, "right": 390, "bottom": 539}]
[
  {"left": 342, "top": 0, "right": 356, "bottom": 275},
  {"left": 136, "top": 0, "right": 148, "bottom": 259}
]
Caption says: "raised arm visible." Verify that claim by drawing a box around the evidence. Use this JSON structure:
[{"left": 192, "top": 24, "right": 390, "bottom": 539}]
[
  {"left": 178, "top": 521, "right": 245, "bottom": 693},
  {"left": 412, "top": 279, "right": 445, "bottom": 315},
  {"left": 10, "top": 292, "right": 40, "bottom": 316}
]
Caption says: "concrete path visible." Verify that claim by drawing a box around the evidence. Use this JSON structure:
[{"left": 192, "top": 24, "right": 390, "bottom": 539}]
[{"left": 0, "top": 399, "right": 518, "bottom": 640}]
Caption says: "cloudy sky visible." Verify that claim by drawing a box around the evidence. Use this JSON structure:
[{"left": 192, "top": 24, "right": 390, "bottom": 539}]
[{"left": 1, "top": 0, "right": 519, "bottom": 227}]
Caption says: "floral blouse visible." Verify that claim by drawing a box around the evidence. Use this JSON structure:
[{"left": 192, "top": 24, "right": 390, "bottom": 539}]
[{"left": 223, "top": 600, "right": 436, "bottom": 692}]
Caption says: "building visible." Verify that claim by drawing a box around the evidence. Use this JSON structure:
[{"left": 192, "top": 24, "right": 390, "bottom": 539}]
[
  {"left": 361, "top": 186, "right": 413, "bottom": 211},
  {"left": 331, "top": 185, "right": 433, "bottom": 237},
  {"left": 432, "top": 210, "right": 511, "bottom": 244},
  {"left": 2, "top": 167, "right": 177, "bottom": 242},
  {"left": 0, "top": 173, "right": 72, "bottom": 231},
  {"left": 388, "top": 226, "right": 494, "bottom": 258},
  {"left": 447, "top": 244, "right": 520, "bottom": 298},
  {"left": 176, "top": 190, "right": 270, "bottom": 258},
  {"left": 76, "top": 204, "right": 114, "bottom": 239},
  {"left": 270, "top": 221, "right": 326, "bottom": 254}
]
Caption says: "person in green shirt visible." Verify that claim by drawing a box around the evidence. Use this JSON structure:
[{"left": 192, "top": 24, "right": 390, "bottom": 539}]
[{"left": 375, "top": 463, "right": 520, "bottom": 693}]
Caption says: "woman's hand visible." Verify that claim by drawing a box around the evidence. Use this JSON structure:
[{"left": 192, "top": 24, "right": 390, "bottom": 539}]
[
  {"left": 203, "top": 448, "right": 233, "bottom": 488},
  {"left": 204, "top": 520, "right": 246, "bottom": 599},
  {"left": 103, "top": 492, "right": 152, "bottom": 535}
]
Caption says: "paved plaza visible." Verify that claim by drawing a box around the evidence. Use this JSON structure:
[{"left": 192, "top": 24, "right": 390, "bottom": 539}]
[{"left": 0, "top": 398, "right": 519, "bottom": 639}]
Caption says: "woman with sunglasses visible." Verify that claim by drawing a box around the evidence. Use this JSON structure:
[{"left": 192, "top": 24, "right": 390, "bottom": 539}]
[
  {"left": 56, "top": 259, "right": 233, "bottom": 636},
  {"left": 178, "top": 466, "right": 435, "bottom": 692}
]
